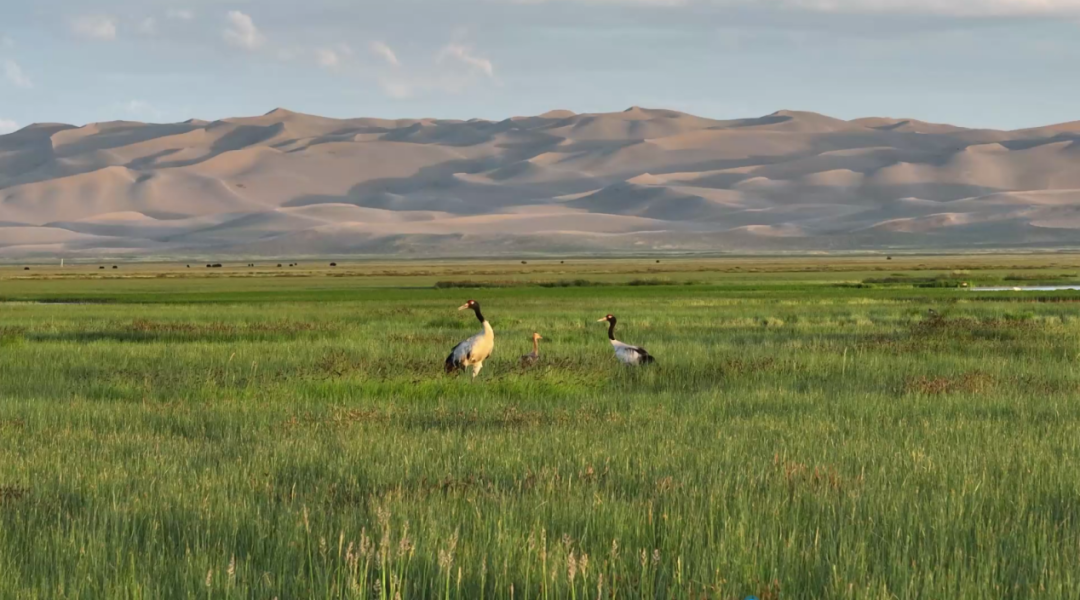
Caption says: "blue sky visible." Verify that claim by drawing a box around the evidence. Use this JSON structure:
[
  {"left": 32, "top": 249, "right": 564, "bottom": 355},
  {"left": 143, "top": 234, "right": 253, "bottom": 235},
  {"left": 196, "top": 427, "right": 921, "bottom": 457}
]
[{"left": 2, "top": 0, "right": 1079, "bottom": 133}]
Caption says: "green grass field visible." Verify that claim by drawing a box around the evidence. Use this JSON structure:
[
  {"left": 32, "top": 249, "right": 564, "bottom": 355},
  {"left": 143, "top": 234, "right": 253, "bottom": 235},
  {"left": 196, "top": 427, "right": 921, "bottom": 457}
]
[{"left": 3, "top": 256, "right": 1080, "bottom": 599}]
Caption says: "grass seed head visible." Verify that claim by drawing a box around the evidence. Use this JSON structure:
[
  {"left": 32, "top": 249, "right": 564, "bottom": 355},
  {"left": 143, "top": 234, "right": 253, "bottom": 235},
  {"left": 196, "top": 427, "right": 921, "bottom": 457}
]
[
  {"left": 359, "top": 529, "right": 372, "bottom": 557},
  {"left": 398, "top": 522, "right": 414, "bottom": 558},
  {"left": 345, "top": 541, "right": 357, "bottom": 569},
  {"left": 438, "top": 530, "right": 459, "bottom": 571},
  {"left": 378, "top": 528, "right": 390, "bottom": 567}
]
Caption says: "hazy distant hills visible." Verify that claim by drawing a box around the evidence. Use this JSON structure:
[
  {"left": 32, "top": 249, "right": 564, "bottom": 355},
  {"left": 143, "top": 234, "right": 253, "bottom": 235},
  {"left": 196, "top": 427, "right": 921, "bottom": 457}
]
[{"left": 3, "top": 106, "right": 1080, "bottom": 259}]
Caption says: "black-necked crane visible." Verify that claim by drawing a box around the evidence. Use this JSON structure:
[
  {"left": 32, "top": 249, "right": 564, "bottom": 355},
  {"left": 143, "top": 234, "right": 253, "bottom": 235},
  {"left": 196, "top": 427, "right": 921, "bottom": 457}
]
[
  {"left": 520, "top": 333, "right": 543, "bottom": 367},
  {"left": 445, "top": 300, "right": 495, "bottom": 378},
  {"left": 597, "top": 314, "right": 655, "bottom": 366}
]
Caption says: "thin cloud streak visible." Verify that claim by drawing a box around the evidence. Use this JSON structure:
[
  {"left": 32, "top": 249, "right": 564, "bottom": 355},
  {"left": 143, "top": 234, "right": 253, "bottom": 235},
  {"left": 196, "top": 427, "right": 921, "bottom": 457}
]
[
  {"left": 437, "top": 44, "right": 494, "bottom": 77},
  {"left": 71, "top": 15, "right": 118, "bottom": 41},
  {"left": 315, "top": 48, "right": 340, "bottom": 67},
  {"left": 3, "top": 59, "right": 33, "bottom": 89},
  {"left": 507, "top": 0, "right": 1080, "bottom": 16},
  {"left": 166, "top": 9, "right": 195, "bottom": 21},
  {"left": 138, "top": 17, "right": 158, "bottom": 35},
  {"left": 121, "top": 99, "right": 168, "bottom": 121},
  {"left": 370, "top": 41, "right": 401, "bottom": 67}
]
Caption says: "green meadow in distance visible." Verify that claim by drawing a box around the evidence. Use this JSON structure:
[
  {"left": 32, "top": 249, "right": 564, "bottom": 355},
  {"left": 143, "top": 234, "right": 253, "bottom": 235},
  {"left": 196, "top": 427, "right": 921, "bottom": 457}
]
[{"left": 2, "top": 255, "right": 1080, "bottom": 599}]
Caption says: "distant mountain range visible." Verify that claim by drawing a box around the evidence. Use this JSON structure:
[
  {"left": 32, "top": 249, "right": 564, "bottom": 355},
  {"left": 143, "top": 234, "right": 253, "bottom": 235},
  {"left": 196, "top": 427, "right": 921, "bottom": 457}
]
[{"left": 3, "top": 106, "right": 1080, "bottom": 259}]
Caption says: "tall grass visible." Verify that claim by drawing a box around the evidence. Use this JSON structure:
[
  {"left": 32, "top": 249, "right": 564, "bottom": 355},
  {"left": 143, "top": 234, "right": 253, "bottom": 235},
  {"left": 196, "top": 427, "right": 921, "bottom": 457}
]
[{"left": 2, "top": 264, "right": 1080, "bottom": 598}]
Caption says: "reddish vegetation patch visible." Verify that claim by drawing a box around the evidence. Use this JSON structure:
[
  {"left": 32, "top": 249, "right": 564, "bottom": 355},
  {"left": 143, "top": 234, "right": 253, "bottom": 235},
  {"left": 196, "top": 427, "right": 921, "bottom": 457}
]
[
  {"left": 906, "top": 371, "right": 995, "bottom": 395},
  {"left": 774, "top": 454, "right": 862, "bottom": 495},
  {"left": 0, "top": 419, "right": 25, "bottom": 432},
  {"left": 721, "top": 356, "right": 778, "bottom": 375},
  {"left": 750, "top": 579, "right": 783, "bottom": 600},
  {"left": 0, "top": 485, "right": 29, "bottom": 504},
  {"left": 128, "top": 319, "right": 323, "bottom": 335}
]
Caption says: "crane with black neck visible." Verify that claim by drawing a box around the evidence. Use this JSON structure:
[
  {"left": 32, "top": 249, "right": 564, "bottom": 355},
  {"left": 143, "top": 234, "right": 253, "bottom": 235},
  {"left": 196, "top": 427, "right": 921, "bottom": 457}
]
[
  {"left": 445, "top": 300, "right": 495, "bottom": 378},
  {"left": 597, "top": 314, "right": 655, "bottom": 366}
]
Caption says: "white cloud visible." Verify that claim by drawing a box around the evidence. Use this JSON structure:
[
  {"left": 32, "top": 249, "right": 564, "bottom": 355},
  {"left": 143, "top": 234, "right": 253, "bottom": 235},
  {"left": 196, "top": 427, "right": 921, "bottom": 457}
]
[
  {"left": 124, "top": 99, "right": 152, "bottom": 112},
  {"left": 314, "top": 44, "right": 353, "bottom": 68},
  {"left": 369, "top": 41, "right": 401, "bottom": 67},
  {"left": 315, "top": 48, "right": 340, "bottom": 67},
  {"left": 780, "top": 0, "right": 1080, "bottom": 16},
  {"left": 121, "top": 100, "right": 167, "bottom": 121},
  {"left": 276, "top": 47, "right": 301, "bottom": 61},
  {"left": 373, "top": 39, "right": 496, "bottom": 100},
  {"left": 379, "top": 78, "right": 415, "bottom": 99},
  {"left": 138, "top": 17, "right": 158, "bottom": 35},
  {"left": 71, "top": 15, "right": 118, "bottom": 41},
  {"left": 166, "top": 9, "right": 195, "bottom": 20},
  {"left": 512, "top": 0, "right": 1080, "bottom": 16},
  {"left": 3, "top": 59, "right": 32, "bottom": 89},
  {"left": 437, "top": 44, "right": 494, "bottom": 77},
  {"left": 0, "top": 119, "right": 18, "bottom": 134},
  {"left": 223, "top": 11, "right": 264, "bottom": 50}
]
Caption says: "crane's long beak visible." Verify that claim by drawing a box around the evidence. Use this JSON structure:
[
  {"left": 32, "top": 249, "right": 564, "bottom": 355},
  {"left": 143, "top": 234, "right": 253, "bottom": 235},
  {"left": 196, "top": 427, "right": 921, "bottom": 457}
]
[
  {"left": 596, "top": 317, "right": 608, "bottom": 322},
  {"left": 458, "top": 303, "right": 470, "bottom": 311}
]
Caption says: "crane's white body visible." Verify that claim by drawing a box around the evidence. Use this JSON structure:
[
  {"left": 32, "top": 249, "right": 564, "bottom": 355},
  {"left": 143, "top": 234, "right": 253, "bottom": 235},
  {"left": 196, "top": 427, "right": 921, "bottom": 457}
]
[
  {"left": 449, "top": 321, "right": 495, "bottom": 377},
  {"left": 610, "top": 339, "right": 651, "bottom": 365},
  {"left": 447, "top": 301, "right": 495, "bottom": 378}
]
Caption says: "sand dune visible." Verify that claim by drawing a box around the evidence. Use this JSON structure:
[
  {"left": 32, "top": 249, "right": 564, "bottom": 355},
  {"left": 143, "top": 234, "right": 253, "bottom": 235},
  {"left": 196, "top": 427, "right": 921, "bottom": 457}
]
[{"left": 4, "top": 106, "right": 1080, "bottom": 258}]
